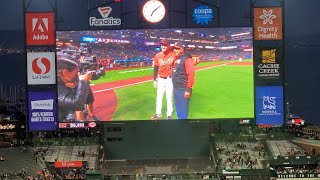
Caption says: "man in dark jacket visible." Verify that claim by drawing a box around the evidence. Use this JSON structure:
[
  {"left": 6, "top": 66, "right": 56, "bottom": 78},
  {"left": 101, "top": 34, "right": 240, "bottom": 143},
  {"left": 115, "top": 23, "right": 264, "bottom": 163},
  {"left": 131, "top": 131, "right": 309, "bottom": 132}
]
[
  {"left": 57, "top": 54, "right": 92, "bottom": 121},
  {"left": 171, "top": 42, "right": 195, "bottom": 119}
]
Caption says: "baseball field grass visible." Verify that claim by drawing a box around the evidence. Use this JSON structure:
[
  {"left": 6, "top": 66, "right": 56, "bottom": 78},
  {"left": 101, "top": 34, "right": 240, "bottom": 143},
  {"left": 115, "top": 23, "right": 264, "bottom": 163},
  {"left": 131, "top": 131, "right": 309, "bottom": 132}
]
[
  {"left": 106, "top": 59, "right": 254, "bottom": 120},
  {"left": 91, "top": 61, "right": 229, "bottom": 84}
]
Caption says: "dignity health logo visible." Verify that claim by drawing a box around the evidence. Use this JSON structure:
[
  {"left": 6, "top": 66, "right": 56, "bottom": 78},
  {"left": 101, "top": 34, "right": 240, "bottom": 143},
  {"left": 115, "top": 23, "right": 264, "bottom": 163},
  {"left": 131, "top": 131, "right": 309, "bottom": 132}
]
[
  {"left": 259, "top": 9, "right": 276, "bottom": 25},
  {"left": 192, "top": 6, "right": 214, "bottom": 25}
]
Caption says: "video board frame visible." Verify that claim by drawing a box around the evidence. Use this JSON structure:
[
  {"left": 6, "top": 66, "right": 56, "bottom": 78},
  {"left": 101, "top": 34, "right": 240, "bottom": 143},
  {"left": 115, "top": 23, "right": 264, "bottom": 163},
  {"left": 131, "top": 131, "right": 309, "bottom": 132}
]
[{"left": 55, "top": 27, "right": 255, "bottom": 123}]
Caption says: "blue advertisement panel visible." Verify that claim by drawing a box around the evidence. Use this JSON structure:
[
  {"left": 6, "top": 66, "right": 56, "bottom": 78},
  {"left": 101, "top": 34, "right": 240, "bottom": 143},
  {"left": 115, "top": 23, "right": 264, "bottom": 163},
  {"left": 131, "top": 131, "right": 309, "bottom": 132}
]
[
  {"left": 256, "top": 86, "right": 284, "bottom": 126},
  {"left": 28, "top": 91, "right": 57, "bottom": 131}
]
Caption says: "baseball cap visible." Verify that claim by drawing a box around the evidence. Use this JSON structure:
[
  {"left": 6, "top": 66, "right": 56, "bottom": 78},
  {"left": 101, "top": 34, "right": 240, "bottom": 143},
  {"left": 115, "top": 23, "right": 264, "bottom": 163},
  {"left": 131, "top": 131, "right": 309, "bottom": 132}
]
[
  {"left": 172, "top": 42, "right": 184, "bottom": 49},
  {"left": 159, "top": 38, "right": 170, "bottom": 46}
]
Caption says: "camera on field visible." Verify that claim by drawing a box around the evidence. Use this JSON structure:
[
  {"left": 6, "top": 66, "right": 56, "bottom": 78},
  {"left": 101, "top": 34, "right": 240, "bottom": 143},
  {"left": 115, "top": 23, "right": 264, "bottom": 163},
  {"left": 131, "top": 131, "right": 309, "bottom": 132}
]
[
  {"left": 79, "top": 56, "right": 105, "bottom": 80},
  {"left": 90, "top": 67, "right": 105, "bottom": 80}
]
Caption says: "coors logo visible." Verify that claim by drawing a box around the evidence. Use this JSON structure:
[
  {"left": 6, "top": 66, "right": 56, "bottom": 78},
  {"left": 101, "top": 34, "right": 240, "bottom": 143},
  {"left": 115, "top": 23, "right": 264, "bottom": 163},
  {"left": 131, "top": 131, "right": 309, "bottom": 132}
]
[
  {"left": 26, "top": 12, "right": 55, "bottom": 45},
  {"left": 27, "top": 52, "right": 56, "bottom": 85}
]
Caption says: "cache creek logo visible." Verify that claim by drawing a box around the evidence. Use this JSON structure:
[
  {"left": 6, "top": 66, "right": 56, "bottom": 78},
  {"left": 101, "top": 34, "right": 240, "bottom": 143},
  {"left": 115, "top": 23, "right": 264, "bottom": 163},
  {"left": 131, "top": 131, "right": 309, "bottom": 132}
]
[
  {"left": 192, "top": 6, "right": 214, "bottom": 25},
  {"left": 257, "top": 49, "right": 280, "bottom": 79},
  {"left": 89, "top": 6, "right": 121, "bottom": 26}
]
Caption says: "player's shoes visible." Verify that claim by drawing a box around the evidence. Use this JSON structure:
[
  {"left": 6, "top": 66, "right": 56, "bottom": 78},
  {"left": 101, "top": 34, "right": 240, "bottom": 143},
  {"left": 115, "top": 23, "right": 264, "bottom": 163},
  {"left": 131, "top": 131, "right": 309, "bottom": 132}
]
[
  {"left": 167, "top": 116, "right": 172, "bottom": 120},
  {"left": 151, "top": 114, "right": 162, "bottom": 120}
]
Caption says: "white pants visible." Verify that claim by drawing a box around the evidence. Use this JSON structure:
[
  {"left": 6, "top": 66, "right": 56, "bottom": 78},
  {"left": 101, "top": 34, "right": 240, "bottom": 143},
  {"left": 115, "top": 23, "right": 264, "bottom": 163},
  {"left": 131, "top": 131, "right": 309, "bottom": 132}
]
[{"left": 156, "top": 77, "right": 173, "bottom": 116}]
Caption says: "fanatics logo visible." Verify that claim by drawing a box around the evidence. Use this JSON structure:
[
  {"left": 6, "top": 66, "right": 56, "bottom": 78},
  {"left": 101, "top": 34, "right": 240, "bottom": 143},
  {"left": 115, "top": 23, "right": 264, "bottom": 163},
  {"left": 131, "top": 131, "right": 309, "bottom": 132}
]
[
  {"left": 26, "top": 12, "right": 55, "bottom": 45},
  {"left": 98, "top": 7, "right": 112, "bottom": 18},
  {"left": 89, "top": 6, "right": 121, "bottom": 26}
]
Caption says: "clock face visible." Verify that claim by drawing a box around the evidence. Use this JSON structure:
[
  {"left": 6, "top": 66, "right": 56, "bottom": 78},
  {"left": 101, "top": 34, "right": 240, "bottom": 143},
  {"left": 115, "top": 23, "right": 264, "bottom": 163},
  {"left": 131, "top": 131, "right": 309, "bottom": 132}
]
[{"left": 142, "top": 0, "right": 166, "bottom": 23}]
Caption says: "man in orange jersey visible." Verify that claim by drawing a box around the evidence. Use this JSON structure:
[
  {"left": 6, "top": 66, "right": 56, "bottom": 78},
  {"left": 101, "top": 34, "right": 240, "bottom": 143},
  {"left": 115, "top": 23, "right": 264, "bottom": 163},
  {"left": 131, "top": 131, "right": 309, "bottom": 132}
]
[{"left": 151, "top": 39, "right": 176, "bottom": 120}]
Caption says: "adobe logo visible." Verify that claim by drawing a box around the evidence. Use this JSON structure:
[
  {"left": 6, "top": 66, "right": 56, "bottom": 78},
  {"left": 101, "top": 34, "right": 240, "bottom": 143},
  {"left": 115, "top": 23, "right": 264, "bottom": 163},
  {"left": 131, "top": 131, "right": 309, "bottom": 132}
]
[
  {"left": 32, "top": 18, "right": 49, "bottom": 33},
  {"left": 32, "top": 57, "right": 51, "bottom": 74},
  {"left": 26, "top": 12, "right": 55, "bottom": 45}
]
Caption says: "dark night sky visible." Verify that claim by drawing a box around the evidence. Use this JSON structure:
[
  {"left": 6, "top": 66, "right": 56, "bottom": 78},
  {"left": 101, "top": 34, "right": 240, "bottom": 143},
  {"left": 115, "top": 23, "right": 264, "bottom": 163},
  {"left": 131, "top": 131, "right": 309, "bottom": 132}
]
[{"left": 0, "top": 0, "right": 320, "bottom": 124}]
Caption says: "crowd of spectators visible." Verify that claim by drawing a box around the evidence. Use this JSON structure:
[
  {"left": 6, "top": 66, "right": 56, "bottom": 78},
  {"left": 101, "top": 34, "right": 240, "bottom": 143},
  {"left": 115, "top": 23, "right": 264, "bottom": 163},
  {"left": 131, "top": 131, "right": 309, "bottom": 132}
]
[
  {"left": 275, "top": 166, "right": 320, "bottom": 175},
  {"left": 0, "top": 155, "right": 6, "bottom": 161},
  {"left": 287, "top": 146, "right": 308, "bottom": 156},
  {"left": 51, "top": 168, "right": 86, "bottom": 180},
  {"left": 57, "top": 28, "right": 253, "bottom": 70},
  {"left": 216, "top": 142, "right": 266, "bottom": 170},
  {"left": 1, "top": 167, "right": 27, "bottom": 180}
]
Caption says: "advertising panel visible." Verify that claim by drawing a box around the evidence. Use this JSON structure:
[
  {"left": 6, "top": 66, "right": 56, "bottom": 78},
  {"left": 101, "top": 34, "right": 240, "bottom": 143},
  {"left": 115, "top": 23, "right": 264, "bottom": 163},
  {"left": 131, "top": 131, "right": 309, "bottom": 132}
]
[
  {"left": 254, "top": 47, "right": 282, "bottom": 84},
  {"left": 54, "top": 161, "right": 83, "bottom": 168},
  {"left": 255, "top": 86, "right": 284, "bottom": 126},
  {"left": 56, "top": 27, "right": 254, "bottom": 122},
  {"left": 192, "top": 5, "right": 214, "bottom": 25},
  {"left": 28, "top": 91, "right": 57, "bottom": 131},
  {"left": 254, "top": 7, "right": 282, "bottom": 40},
  {"left": 25, "top": 12, "right": 55, "bottom": 45},
  {"left": 27, "top": 52, "right": 56, "bottom": 85},
  {"left": 0, "top": 121, "right": 18, "bottom": 133},
  {"left": 58, "top": 122, "right": 97, "bottom": 129},
  {"left": 89, "top": 6, "right": 121, "bottom": 26}
]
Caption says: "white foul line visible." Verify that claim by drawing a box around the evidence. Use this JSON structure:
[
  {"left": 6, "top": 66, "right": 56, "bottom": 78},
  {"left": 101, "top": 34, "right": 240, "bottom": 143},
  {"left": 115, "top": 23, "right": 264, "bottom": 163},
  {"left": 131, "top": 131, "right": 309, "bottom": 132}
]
[
  {"left": 93, "top": 80, "right": 153, "bottom": 93},
  {"left": 93, "top": 63, "right": 229, "bottom": 94}
]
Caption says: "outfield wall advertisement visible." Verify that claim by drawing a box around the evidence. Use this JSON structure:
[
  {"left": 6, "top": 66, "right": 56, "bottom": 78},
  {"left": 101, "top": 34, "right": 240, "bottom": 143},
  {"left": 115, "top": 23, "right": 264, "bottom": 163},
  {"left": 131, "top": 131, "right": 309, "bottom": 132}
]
[
  {"left": 56, "top": 27, "right": 254, "bottom": 122},
  {"left": 28, "top": 91, "right": 57, "bottom": 131},
  {"left": 255, "top": 86, "right": 284, "bottom": 126}
]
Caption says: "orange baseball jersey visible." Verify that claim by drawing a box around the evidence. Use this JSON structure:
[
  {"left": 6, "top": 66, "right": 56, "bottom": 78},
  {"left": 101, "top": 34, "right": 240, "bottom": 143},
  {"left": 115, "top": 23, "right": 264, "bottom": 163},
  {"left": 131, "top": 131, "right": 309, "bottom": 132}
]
[{"left": 154, "top": 51, "right": 176, "bottom": 78}]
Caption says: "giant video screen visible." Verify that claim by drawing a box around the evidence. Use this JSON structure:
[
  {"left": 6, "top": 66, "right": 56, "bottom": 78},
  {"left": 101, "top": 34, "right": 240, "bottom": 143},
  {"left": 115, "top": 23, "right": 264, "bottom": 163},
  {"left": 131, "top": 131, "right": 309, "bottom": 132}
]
[{"left": 56, "top": 27, "right": 253, "bottom": 121}]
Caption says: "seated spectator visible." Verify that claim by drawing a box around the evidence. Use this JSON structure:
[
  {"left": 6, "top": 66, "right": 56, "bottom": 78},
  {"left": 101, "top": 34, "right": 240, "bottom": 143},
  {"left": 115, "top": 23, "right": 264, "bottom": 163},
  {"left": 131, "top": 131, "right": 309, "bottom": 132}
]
[{"left": 0, "top": 156, "right": 6, "bottom": 161}]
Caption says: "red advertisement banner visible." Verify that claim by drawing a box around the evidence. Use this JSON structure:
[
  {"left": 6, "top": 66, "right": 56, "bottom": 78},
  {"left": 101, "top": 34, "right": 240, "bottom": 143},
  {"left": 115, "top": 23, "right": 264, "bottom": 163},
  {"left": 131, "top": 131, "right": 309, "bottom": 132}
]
[
  {"left": 54, "top": 161, "right": 83, "bottom": 168},
  {"left": 26, "top": 12, "right": 55, "bottom": 45}
]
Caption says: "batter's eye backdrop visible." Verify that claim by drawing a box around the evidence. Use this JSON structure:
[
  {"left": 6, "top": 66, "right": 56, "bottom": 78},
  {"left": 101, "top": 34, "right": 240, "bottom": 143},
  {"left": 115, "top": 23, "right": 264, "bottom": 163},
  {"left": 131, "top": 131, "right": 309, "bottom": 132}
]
[{"left": 56, "top": 27, "right": 254, "bottom": 122}]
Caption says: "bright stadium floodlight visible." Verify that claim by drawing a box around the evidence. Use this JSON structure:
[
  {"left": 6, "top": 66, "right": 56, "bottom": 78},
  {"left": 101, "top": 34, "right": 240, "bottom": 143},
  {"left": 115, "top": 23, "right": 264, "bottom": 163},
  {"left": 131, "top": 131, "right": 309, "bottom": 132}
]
[
  {"left": 231, "top": 32, "right": 250, "bottom": 37},
  {"left": 184, "top": 39, "right": 191, "bottom": 41},
  {"left": 243, "top": 48, "right": 253, "bottom": 52},
  {"left": 189, "top": 32, "right": 194, "bottom": 34},
  {"left": 188, "top": 45, "right": 195, "bottom": 48},
  {"left": 214, "top": 41, "right": 219, "bottom": 44},
  {"left": 175, "top": 30, "right": 182, "bottom": 33}
]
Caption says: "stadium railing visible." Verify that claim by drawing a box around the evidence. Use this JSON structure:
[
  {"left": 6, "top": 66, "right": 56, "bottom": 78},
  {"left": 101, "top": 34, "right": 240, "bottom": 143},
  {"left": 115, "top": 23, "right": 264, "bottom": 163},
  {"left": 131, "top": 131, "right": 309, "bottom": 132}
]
[{"left": 33, "top": 137, "right": 99, "bottom": 146}]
